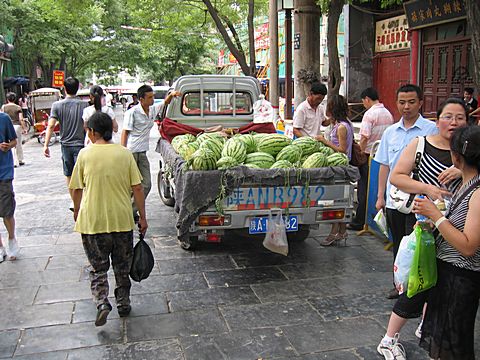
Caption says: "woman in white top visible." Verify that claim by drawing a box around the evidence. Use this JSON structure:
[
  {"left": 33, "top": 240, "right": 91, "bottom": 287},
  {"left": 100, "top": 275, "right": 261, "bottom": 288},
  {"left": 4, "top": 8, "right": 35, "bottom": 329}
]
[{"left": 82, "top": 86, "right": 118, "bottom": 144}]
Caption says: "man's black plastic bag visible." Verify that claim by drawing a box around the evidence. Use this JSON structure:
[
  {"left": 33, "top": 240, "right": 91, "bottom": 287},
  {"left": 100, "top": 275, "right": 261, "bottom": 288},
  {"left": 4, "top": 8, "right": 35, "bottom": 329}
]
[{"left": 129, "top": 233, "right": 154, "bottom": 282}]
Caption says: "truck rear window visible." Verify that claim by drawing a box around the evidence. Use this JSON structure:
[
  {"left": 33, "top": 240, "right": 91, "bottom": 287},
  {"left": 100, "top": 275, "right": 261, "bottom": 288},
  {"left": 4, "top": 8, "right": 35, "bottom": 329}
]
[{"left": 182, "top": 91, "right": 253, "bottom": 116}]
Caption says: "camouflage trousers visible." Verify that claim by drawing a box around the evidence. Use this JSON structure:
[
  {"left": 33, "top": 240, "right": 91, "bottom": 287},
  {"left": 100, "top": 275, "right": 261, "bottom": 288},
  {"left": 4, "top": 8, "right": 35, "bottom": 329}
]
[{"left": 81, "top": 231, "right": 133, "bottom": 308}]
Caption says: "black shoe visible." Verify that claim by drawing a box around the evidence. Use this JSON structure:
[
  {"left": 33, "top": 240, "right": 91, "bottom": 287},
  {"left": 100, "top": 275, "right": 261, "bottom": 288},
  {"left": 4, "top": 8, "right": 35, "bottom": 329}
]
[
  {"left": 386, "top": 287, "right": 399, "bottom": 299},
  {"left": 19, "top": 162, "right": 25, "bottom": 166},
  {"left": 118, "top": 305, "right": 131, "bottom": 317},
  {"left": 95, "top": 304, "right": 111, "bottom": 327},
  {"left": 347, "top": 223, "right": 363, "bottom": 231}
]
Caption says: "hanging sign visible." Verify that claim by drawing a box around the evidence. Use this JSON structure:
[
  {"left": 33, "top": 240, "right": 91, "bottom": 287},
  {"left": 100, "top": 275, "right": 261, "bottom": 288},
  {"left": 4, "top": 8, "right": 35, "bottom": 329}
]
[
  {"left": 375, "top": 15, "right": 410, "bottom": 53},
  {"left": 404, "top": 0, "right": 466, "bottom": 30}
]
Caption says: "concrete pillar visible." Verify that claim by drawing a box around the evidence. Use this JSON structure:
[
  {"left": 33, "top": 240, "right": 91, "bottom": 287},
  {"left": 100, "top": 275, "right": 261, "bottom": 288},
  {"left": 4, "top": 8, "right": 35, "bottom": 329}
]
[
  {"left": 268, "top": 0, "right": 279, "bottom": 119},
  {"left": 293, "top": 0, "right": 321, "bottom": 108}
]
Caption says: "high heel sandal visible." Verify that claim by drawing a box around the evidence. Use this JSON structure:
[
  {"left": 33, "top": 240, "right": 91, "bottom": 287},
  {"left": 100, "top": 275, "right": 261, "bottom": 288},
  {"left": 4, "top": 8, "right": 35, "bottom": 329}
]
[
  {"left": 335, "top": 232, "right": 348, "bottom": 247},
  {"left": 320, "top": 233, "right": 338, "bottom": 246}
]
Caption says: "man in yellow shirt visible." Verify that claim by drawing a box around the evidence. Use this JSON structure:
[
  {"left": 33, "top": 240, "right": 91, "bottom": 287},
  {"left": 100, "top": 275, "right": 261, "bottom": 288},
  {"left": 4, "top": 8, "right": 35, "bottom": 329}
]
[{"left": 69, "top": 112, "right": 147, "bottom": 326}]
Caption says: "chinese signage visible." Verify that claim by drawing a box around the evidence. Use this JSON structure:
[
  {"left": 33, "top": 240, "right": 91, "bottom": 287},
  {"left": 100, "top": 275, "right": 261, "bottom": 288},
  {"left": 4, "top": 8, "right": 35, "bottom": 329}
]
[
  {"left": 52, "top": 70, "right": 64, "bottom": 88},
  {"left": 375, "top": 15, "right": 410, "bottom": 53},
  {"left": 255, "top": 22, "right": 270, "bottom": 50},
  {"left": 404, "top": 0, "right": 466, "bottom": 30}
]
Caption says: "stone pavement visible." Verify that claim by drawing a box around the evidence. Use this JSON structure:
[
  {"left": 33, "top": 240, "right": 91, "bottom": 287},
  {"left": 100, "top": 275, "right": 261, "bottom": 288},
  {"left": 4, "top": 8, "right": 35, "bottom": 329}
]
[{"left": 0, "top": 109, "right": 478, "bottom": 360}]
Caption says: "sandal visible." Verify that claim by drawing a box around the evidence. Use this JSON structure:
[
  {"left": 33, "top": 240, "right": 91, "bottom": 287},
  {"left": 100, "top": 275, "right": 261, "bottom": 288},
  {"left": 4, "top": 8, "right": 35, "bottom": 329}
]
[
  {"left": 320, "top": 233, "right": 338, "bottom": 246},
  {"left": 335, "top": 232, "right": 348, "bottom": 247}
]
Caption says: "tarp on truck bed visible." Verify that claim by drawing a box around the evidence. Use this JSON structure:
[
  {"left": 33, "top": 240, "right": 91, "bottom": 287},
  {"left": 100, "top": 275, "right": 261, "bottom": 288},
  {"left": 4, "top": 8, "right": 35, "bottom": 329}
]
[{"left": 156, "top": 138, "right": 360, "bottom": 240}]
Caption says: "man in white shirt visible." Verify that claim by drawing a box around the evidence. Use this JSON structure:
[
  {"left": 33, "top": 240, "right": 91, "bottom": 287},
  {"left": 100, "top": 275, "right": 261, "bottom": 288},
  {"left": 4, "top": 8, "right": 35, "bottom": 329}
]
[
  {"left": 348, "top": 87, "right": 394, "bottom": 231},
  {"left": 121, "top": 85, "right": 161, "bottom": 220},
  {"left": 293, "top": 82, "right": 327, "bottom": 138}
]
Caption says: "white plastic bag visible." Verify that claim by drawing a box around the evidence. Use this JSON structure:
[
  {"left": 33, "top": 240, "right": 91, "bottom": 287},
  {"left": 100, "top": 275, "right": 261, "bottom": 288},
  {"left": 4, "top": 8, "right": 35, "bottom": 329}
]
[
  {"left": 374, "top": 209, "right": 388, "bottom": 237},
  {"left": 263, "top": 212, "right": 288, "bottom": 256},
  {"left": 393, "top": 230, "right": 416, "bottom": 294},
  {"left": 253, "top": 95, "right": 274, "bottom": 123}
]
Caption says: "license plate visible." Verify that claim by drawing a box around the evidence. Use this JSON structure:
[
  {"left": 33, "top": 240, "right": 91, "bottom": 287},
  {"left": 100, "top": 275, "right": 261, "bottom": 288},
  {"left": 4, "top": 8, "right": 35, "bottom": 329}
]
[{"left": 249, "top": 216, "right": 298, "bottom": 234}]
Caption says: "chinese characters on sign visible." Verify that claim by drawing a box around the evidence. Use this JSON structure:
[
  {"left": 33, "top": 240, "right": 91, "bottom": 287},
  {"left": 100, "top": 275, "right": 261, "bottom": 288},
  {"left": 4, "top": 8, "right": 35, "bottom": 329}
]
[
  {"left": 375, "top": 15, "right": 410, "bottom": 53},
  {"left": 404, "top": 0, "right": 466, "bottom": 30},
  {"left": 52, "top": 70, "right": 64, "bottom": 88}
]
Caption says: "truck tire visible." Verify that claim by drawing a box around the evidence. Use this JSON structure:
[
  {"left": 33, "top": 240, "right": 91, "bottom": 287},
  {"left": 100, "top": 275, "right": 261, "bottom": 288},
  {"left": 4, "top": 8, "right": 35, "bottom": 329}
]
[
  {"left": 287, "top": 225, "right": 310, "bottom": 242},
  {"left": 179, "top": 235, "right": 197, "bottom": 251},
  {"left": 157, "top": 170, "right": 175, "bottom": 207}
]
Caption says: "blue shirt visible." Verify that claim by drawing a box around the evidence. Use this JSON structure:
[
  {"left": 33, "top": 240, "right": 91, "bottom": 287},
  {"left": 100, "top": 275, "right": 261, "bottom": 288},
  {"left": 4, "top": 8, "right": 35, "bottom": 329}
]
[
  {"left": 0, "top": 113, "right": 17, "bottom": 180},
  {"left": 374, "top": 115, "right": 438, "bottom": 209}
]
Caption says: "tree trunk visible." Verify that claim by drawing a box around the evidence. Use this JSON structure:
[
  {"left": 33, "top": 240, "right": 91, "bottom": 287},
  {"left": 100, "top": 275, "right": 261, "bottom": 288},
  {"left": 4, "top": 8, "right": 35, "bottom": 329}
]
[
  {"left": 248, "top": 0, "right": 256, "bottom": 76},
  {"left": 202, "top": 0, "right": 252, "bottom": 76},
  {"left": 464, "top": 0, "right": 480, "bottom": 88},
  {"left": 327, "top": 0, "right": 343, "bottom": 96}
]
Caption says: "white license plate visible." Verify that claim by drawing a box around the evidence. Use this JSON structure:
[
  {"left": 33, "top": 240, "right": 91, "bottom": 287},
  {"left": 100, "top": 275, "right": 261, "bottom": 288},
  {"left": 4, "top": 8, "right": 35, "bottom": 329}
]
[{"left": 249, "top": 216, "right": 298, "bottom": 234}]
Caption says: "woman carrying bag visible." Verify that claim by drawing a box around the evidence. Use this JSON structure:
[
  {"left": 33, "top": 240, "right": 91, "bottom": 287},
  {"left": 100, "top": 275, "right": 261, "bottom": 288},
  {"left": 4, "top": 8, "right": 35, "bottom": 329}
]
[
  {"left": 414, "top": 125, "right": 480, "bottom": 360},
  {"left": 377, "top": 98, "right": 467, "bottom": 359},
  {"left": 70, "top": 112, "right": 147, "bottom": 327}
]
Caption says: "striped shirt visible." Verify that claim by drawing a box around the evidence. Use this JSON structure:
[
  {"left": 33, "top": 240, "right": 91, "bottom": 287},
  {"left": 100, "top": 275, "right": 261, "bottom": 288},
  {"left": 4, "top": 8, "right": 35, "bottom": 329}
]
[
  {"left": 359, "top": 103, "right": 394, "bottom": 154},
  {"left": 437, "top": 174, "right": 480, "bottom": 272}
]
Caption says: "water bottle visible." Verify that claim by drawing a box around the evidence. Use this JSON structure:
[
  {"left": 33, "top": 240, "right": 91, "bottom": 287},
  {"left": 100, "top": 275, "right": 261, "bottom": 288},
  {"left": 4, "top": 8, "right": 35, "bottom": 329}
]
[{"left": 414, "top": 195, "right": 427, "bottom": 221}]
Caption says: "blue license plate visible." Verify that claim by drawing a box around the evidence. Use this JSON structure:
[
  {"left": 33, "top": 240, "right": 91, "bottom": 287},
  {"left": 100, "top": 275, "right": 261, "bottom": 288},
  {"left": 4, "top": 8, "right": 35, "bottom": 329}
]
[{"left": 249, "top": 216, "right": 298, "bottom": 234}]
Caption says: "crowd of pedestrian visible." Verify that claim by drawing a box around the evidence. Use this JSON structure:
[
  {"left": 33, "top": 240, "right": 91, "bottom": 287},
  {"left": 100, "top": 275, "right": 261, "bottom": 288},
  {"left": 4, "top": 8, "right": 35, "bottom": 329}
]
[{"left": 0, "top": 76, "right": 479, "bottom": 358}]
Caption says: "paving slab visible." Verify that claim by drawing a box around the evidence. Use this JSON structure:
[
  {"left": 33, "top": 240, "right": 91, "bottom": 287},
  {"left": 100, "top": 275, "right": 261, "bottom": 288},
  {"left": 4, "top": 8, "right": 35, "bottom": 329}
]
[
  {"left": 130, "top": 273, "right": 208, "bottom": 294},
  {"left": 34, "top": 282, "right": 98, "bottom": 304},
  {"left": 203, "top": 267, "right": 287, "bottom": 287},
  {"left": 15, "top": 320, "right": 123, "bottom": 355},
  {"left": 280, "top": 318, "right": 386, "bottom": 354},
  {"left": 126, "top": 308, "right": 228, "bottom": 342},
  {"left": 0, "top": 330, "right": 20, "bottom": 358},
  {"left": 66, "top": 339, "right": 183, "bottom": 360},
  {"left": 167, "top": 286, "right": 260, "bottom": 312},
  {"left": 157, "top": 255, "right": 236, "bottom": 275},
  {"left": 180, "top": 328, "right": 297, "bottom": 360},
  {"left": 0, "top": 302, "right": 73, "bottom": 331},
  {"left": 0, "top": 269, "right": 80, "bottom": 290},
  {"left": 220, "top": 300, "right": 323, "bottom": 330}
]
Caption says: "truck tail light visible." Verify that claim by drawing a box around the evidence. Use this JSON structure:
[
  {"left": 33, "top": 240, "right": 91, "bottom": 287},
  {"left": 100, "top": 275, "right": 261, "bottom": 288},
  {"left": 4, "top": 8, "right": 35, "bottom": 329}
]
[
  {"left": 198, "top": 215, "right": 230, "bottom": 226},
  {"left": 206, "top": 233, "right": 222, "bottom": 242},
  {"left": 316, "top": 209, "right": 345, "bottom": 221}
]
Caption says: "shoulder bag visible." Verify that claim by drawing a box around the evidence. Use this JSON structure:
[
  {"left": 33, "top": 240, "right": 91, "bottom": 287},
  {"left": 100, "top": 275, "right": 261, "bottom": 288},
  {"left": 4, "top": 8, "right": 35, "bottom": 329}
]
[{"left": 389, "top": 136, "right": 425, "bottom": 214}]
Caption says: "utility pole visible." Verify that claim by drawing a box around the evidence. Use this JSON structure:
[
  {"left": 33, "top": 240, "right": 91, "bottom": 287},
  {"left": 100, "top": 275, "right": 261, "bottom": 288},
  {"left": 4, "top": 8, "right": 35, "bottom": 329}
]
[
  {"left": 268, "top": 0, "right": 279, "bottom": 119},
  {"left": 294, "top": 0, "right": 321, "bottom": 107}
]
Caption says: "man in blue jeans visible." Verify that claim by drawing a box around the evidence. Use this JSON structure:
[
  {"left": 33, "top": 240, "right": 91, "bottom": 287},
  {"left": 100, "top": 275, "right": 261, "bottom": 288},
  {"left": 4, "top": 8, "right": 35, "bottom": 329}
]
[{"left": 43, "top": 77, "right": 88, "bottom": 209}]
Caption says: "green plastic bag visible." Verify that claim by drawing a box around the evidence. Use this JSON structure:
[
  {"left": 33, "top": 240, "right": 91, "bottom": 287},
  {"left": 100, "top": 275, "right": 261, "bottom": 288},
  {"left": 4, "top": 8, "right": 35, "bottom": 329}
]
[{"left": 407, "top": 224, "right": 437, "bottom": 298}]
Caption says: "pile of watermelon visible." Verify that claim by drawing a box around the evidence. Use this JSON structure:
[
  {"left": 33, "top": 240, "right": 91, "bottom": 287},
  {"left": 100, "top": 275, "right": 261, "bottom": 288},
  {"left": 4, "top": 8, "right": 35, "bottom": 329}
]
[{"left": 171, "top": 132, "right": 350, "bottom": 171}]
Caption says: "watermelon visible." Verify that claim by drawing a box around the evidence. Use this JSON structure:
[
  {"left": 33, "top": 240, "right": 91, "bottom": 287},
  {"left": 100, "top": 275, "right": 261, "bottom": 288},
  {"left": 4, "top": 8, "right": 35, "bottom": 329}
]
[
  {"left": 256, "top": 134, "right": 292, "bottom": 157},
  {"left": 244, "top": 163, "right": 261, "bottom": 169},
  {"left": 292, "top": 136, "right": 321, "bottom": 157},
  {"left": 197, "top": 132, "right": 226, "bottom": 145},
  {"left": 199, "top": 137, "right": 223, "bottom": 160},
  {"left": 270, "top": 160, "right": 293, "bottom": 169},
  {"left": 327, "top": 152, "right": 349, "bottom": 166},
  {"left": 317, "top": 146, "right": 335, "bottom": 156},
  {"left": 236, "top": 134, "right": 257, "bottom": 153},
  {"left": 302, "top": 152, "right": 328, "bottom": 168},
  {"left": 217, "top": 156, "right": 240, "bottom": 170},
  {"left": 177, "top": 141, "right": 199, "bottom": 160},
  {"left": 276, "top": 144, "right": 303, "bottom": 163},
  {"left": 222, "top": 139, "right": 247, "bottom": 163},
  {"left": 171, "top": 134, "right": 195, "bottom": 152},
  {"left": 190, "top": 148, "right": 218, "bottom": 170},
  {"left": 244, "top": 152, "right": 276, "bottom": 169}
]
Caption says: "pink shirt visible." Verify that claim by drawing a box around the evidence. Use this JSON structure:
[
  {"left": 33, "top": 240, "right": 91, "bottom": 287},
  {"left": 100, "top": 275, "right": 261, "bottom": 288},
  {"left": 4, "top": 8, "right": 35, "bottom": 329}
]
[{"left": 359, "top": 103, "right": 394, "bottom": 154}]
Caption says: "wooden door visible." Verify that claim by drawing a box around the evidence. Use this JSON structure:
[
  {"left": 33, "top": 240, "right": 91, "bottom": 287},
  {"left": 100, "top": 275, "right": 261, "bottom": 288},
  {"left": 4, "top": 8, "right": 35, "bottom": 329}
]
[
  {"left": 373, "top": 51, "right": 410, "bottom": 121},
  {"left": 422, "top": 40, "right": 474, "bottom": 118}
]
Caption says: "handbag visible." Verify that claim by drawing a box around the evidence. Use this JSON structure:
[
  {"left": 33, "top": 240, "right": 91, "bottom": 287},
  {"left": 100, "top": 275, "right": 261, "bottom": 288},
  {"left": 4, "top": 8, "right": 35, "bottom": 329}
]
[
  {"left": 350, "top": 140, "right": 368, "bottom": 166},
  {"left": 129, "top": 233, "right": 154, "bottom": 282},
  {"left": 389, "top": 136, "right": 425, "bottom": 214}
]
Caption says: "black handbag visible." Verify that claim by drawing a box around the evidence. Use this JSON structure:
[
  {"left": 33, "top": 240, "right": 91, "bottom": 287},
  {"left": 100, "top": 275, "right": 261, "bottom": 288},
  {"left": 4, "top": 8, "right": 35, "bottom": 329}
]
[{"left": 129, "top": 233, "right": 154, "bottom": 282}]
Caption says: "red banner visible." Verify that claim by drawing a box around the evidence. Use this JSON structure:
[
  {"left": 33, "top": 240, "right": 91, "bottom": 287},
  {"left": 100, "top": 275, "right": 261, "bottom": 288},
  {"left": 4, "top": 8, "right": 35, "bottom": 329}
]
[{"left": 52, "top": 70, "right": 65, "bottom": 88}]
